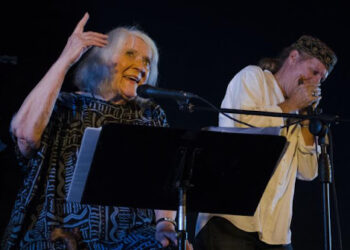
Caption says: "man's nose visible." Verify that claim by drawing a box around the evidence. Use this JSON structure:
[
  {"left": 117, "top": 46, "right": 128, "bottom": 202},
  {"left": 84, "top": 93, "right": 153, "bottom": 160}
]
[{"left": 313, "top": 75, "right": 323, "bottom": 85}]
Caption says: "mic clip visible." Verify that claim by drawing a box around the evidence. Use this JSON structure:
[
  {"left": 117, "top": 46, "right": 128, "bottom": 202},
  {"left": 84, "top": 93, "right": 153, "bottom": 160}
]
[{"left": 176, "top": 99, "right": 195, "bottom": 113}]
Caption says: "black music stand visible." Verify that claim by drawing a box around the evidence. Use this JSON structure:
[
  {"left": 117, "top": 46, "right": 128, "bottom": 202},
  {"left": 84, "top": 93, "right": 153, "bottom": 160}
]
[{"left": 67, "top": 123, "right": 288, "bottom": 250}]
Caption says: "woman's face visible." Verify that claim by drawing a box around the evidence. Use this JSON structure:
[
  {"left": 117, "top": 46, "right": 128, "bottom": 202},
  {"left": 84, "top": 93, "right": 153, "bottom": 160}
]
[{"left": 111, "top": 35, "right": 152, "bottom": 100}]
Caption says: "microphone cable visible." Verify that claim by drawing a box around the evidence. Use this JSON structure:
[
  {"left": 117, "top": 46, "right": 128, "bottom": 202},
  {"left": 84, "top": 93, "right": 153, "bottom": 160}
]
[
  {"left": 138, "top": 84, "right": 256, "bottom": 128},
  {"left": 280, "top": 118, "right": 306, "bottom": 129},
  {"left": 193, "top": 95, "right": 256, "bottom": 128},
  {"left": 327, "top": 128, "right": 343, "bottom": 250}
]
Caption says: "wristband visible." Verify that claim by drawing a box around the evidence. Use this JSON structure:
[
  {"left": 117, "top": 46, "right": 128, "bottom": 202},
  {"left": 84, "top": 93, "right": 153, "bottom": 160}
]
[{"left": 156, "top": 217, "right": 177, "bottom": 228}]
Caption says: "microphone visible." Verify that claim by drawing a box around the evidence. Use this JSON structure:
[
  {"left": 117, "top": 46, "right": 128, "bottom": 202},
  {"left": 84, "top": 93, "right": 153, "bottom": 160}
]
[
  {"left": 298, "top": 76, "right": 316, "bottom": 115},
  {"left": 136, "top": 84, "right": 197, "bottom": 100},
  {"left": 298, "top": 76, "right": 320, "bottom": 133}
]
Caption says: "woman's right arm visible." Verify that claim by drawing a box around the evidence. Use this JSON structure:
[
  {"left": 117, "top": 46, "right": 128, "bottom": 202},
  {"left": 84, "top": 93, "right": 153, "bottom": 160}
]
[{"left": 11, "top": 13, "right": 108, "bottom": 158}]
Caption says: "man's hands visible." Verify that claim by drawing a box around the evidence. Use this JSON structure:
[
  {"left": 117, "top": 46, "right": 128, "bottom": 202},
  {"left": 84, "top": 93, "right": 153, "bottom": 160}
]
[
  {"left": 58, "top": 12, "right": 108, "bottom": 66},
  {"left": 279, "top": 81, "right": 321, "bottom": 113}
]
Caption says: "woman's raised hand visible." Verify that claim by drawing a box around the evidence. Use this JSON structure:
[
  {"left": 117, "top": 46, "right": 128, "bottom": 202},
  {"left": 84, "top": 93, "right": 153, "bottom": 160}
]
[{"left": 59, "top": 12, "right": 108, "bottom": 66}]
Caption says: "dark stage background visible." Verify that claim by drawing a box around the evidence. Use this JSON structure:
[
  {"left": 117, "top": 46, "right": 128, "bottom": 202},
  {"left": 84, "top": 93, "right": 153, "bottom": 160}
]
[{"left": 1, "top": 1, "right": 349, "bottom": 249}]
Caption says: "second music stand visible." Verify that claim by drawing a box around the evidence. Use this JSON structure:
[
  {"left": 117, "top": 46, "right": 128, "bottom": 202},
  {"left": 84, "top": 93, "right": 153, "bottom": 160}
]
[{"left": 67, "top": 123, "right": 288, "bottom": 249}]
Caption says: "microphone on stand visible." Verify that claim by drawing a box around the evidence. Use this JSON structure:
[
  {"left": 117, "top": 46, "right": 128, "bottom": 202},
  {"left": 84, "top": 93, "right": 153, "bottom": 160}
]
[
  {"left": 136, "top": 84, "right": 197, "bottom": 100},
  {"left": 298, "top": 76, "right": 323, "bottom": 134},
  {"left": 298, "top": 76, "right": 323, "bottom": 117}
]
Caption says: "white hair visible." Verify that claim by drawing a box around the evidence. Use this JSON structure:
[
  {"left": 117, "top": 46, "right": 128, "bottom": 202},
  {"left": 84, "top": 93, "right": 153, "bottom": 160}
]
[{"left": 74, "top": 26, "right": 159, "bottom": 96}]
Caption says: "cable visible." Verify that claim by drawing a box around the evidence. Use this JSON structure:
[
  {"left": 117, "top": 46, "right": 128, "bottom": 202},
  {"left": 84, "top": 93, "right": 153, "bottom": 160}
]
[
  {"left": 194, "top": 95, "right": 256, "bottom": 128},
  {"left": 327, "top": 128, "right": 343, "bottom": 250},
  {"left": 279, "top": 118, "right": 307, "bottom": 129}
]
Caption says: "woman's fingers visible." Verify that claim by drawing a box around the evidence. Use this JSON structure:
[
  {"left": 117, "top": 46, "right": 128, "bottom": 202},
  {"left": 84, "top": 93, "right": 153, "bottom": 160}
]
[
  {"left": 84, "top": 31, "right": 109, "bottom": 38},
  {"left": 73, "top": 12, "right": 90, "bottom": 34},
  {"left": 81, "top": 32, "right": 108, "bottom": 47},
  {"left": 59, "top": 13, "right": 108, "bottom": 66}
]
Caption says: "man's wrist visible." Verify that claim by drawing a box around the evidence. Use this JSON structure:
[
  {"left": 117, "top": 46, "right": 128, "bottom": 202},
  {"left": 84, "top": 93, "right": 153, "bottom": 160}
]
[{"left": 278, "top": 100, "right": 296, "bottom": 113}]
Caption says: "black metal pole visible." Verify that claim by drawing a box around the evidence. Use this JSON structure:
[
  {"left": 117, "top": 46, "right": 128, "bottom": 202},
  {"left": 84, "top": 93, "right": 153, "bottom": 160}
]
[
  {"left": 192, "top": 105, "right": 343, "bottom": 123},
  {"left": 319, "top": 135, "right": 333, "bottom": 250},
  {"left": 173, "top": 146, "right": 190, "bottom": 250},
  {"left": 178, "top": 187, "right": 187, "bottom": 250},
  {"left": 322, "top": 182, "right": 332, "bottom": 250},
  {"left": 309, "top": 115, "right": 333, "bottom": 250}
]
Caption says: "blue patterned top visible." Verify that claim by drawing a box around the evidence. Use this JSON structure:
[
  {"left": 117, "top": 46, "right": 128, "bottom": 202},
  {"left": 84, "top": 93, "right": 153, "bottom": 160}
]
[{"left": 1, "top": 92, "right": 168, "bottom": 249}]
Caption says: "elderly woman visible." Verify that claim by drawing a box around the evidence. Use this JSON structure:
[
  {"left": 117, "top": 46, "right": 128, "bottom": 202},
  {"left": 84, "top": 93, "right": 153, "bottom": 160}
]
[{"left": 1, "top": 13, "right": 180, "bottom": 249}]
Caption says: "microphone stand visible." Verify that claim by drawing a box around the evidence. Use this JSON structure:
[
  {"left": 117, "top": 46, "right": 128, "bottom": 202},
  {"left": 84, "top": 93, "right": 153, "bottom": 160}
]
[
  {"left": 309, "top": 113, "right": 333, "bottom": 250},
  {"left": 173, "top": 147, "right": 190, "bottom": 250}
]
